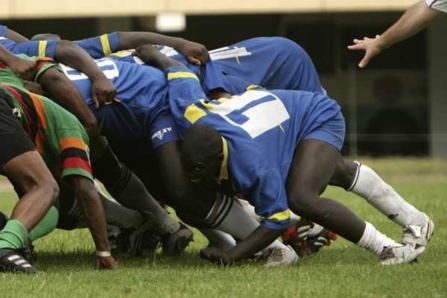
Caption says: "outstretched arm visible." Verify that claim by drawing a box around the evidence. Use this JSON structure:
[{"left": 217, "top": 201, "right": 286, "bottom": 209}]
[
  {"left": 116, "top": 31, "right": 209, "bottom": 65},
  {"left": 68, "top": 176, "right": 117, "bottom": 270},
  {"left": 54, "top": 40, "right": 116, "bottom": 107},
  {"left": 38, "top": 67, "right": 100, "bottom": 138},
  {"left": 135, "top": 44, "right": 183, "bottom": 69},
  {"left": 201, "top": 226, "right": 283, "bottom": 264},
  {"left": 348, "top": 0, "right": 442, "bottom": 68}
]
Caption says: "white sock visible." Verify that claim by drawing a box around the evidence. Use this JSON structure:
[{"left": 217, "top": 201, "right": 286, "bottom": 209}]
[
  {"left": 205, "top": 194, "right": 288, "bottom": 254},
  {"left": 289, "top": 212, "right": 302, "bottom": 224},
  {"left": 356, "top": 222, "right": 398, "bottom": 256},
  {"left": 204, "top": 194, "right": 260, "bottom": 240},
  {"left": 238, "top": 199, "right": 260, "bottom": 221},
  {"left": 349, "top": 163, "right": 426, "bottom": 227},
  {"left": 199, "top": 228, "right": 236, "bottom": 251}
]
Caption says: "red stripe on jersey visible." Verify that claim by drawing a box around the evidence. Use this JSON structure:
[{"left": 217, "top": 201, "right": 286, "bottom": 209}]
[
  {"left": 35, "top": 58, "right": 56, "bottom": 72},
  {"left": 62, "top": 157, "right": 93, "bottom": 175}
]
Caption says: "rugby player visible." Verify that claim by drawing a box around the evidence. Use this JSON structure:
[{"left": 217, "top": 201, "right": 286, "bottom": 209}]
[{"left": 134, "top": 44, "right": 426, "bottom": 266}]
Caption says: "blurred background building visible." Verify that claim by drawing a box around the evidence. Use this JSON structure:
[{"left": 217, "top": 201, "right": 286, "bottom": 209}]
[{"left": 1, "top": 0, "right": 446, "bottom": 158}]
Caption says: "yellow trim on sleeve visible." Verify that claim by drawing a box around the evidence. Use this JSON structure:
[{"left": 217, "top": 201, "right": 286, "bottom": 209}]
[
  {"left": 184, "top": 103, "right": 207, "bottom": 124},
  {"left": 38, "top": 41, "right": 47, "bottom": 57},
  {"left": 100, "top": 34, "right": 112, "bottom": 55},
  {"left": 246, "top": 84, "right": 264, "bottom": 91},
  {"left": 167, "top": 72, "right": 199, "bottom": 81},
  {"left": 111, "top": 50, "right": 132, "bottom": 57},
  {"left": 266, "top": 209, "right": 291, "bottom": 222}
]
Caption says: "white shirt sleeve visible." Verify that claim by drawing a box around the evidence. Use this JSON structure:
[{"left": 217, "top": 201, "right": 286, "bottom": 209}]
[{"left": 426, "top": 0, "right": 447, "bottom": 13}]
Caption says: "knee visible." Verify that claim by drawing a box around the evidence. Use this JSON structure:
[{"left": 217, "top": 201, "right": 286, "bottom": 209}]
[
  {"left": 47, "top": 180, "right": 59, "bottom": 204},
  {"left": 288, "top": 191, "right": 320, "bottom": 219},
  {"left": 36, "top": 178, "right": 59, "bottom": 205},
  {"left": 329, "top": 159, "right": 359, "bottom": 189}
]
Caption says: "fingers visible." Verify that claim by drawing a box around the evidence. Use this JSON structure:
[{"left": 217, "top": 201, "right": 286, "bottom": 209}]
[
  {"left": 358, "top": 56, "right": 370, "bottom": 68},
  {"left": 92, "top": 94, "right": 100, "bottom": 109},
  {"left": 95, "top": 257, "right": 117, "bottom": 270},
  {"left": 187, "top": 57, "right": 202, "bottom": 66}
]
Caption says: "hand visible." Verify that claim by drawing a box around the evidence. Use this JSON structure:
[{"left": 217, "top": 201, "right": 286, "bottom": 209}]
[
  {"left": 200, "top": 247, "right": 234, "bottom": 265},
  {"left": 134, "top": 45, "right": 166, "bottom": 66},
  {"left": 347, "top": 35, "right": 382, "bottom": 68},
  {"left": 24, "top": 81, "right": 43, "bottom": 95},
  {"left": 10, "top": 59, "right": 37, "bottom": 81},
  {"left": 95, "top": 255, "right": 117, "bottom": 270},
  {"left": 175, "top": 39, "right": 209, "bottom": 65},
  {"left": 91, "top": 78, "right": 116, "bottom": 108}
]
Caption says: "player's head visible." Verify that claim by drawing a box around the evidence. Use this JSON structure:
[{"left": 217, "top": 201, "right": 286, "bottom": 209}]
[
  {"left": 31, "top": 33, "right": 62, "bottom": 41},
  {"left": 181, "top": 124, "right": 223, "bottom": 188}
]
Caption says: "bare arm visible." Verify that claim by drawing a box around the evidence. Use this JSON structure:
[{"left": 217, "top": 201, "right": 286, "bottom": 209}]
[
  {"left": 0, "top": 44, "right": 36, "bottom": 80},
  {"left": 68, "top": 176, "right": 116, "bottom": 269},
  {"left": 37, "top": 68, "right": 100, "bottom": 138},
  {"left": 4, "top": 27, "right": 30, "bottom": 42},
  {"left": 201, "top": 226, "right": 283, "bottom": 264},
  {"left": 134, "top": 44, "right": 183, "bottom": 69},
  {"left": 117, "top": 31, "right": 209, "bottom": 65},
  {"left": 348, "top": 0, "right": 443, "bottom": 68},
  {"left": 54, "top": 40, "right": 116, "bottom": 107}
]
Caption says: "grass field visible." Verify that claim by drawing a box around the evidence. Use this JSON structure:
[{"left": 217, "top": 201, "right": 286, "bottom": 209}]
[{"left": 1, "top": 158, "right": 446, "bottom": 298}]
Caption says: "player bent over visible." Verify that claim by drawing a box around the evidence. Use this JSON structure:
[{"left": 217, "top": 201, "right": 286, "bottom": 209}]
[
  {"left": 136, "top": 45, "right": 426, "bottom": 266},
  {"left": 0, "top": 67, "right": 116, "bottom": 271}
]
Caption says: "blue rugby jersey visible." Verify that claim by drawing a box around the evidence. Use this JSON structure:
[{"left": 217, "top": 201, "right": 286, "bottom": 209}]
[
  {"left": 0, "top": 25, "right": 58, "bottom": 58},
  {"left": 73, "top": 33, "right": 120, "bottom": 59},
  {"left": 166, "top": 65, "right": 341, "bottom": 230},
  {"left": 60, "top": 57, "right": 169, "bottom": 139}
]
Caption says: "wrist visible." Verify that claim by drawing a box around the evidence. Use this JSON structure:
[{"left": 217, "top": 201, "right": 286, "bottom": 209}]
[
  {"left": 3, "top": 55, "right": 18, "bottom": 65},
  {"left": 376, "top": 36, "right": 390, "bottom": 51},
  {"left": 172, "top": 37, "right": 184, "bottom": 49},
  {"left": 96, "top": 250, "right": 111, "bottom": 257},
  {"left": 89, "top": 71, "right": 108, "bottom": 82}
]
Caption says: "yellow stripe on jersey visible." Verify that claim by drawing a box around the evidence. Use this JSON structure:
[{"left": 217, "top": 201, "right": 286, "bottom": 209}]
[
  {"left": 111, "top": 50, "right": 133, "bottom": 57},
  {"left": 38, "top": 41, "right": 47, "bottom": 57},
  {"left": 265, "top": 209, "right": 291, "bottom": 222},
  {"left": 246, "top": 84, "right": 263, "bottom": 91},
  {"left": 218, "top": 137, "right": 229, "bottom": 181},
  {"left": 279, "top": 124, "right": 285, "bottom": 133},
  {"left": 100, "top": 34, "right": 112, "bottom": 55},
  {"left": 167, "top": 72, "right": 199, "bottom": 81},
  {"left": 214, "top": 97, "right": 231, "bottom": 104},
  {"left": 184, "top": 102, "right": 207, "bottom": 124}
]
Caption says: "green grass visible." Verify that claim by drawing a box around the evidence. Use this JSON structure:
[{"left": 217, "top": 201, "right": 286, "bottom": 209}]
[{"left": 1, "top": 158, "right": 446, "bottom": 298}]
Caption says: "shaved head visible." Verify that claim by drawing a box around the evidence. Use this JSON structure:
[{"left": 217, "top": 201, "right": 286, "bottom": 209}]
[
  {"left": 181, "top": 124, "right": 222, "bottom": 163},
  {"left": 181, "top": 124, "right": 223, "bottom": 186}
]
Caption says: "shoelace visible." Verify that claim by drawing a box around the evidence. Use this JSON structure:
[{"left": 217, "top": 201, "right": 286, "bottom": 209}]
[{"left": 378, "top": 247, "right": 396, "bottom": 260}]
